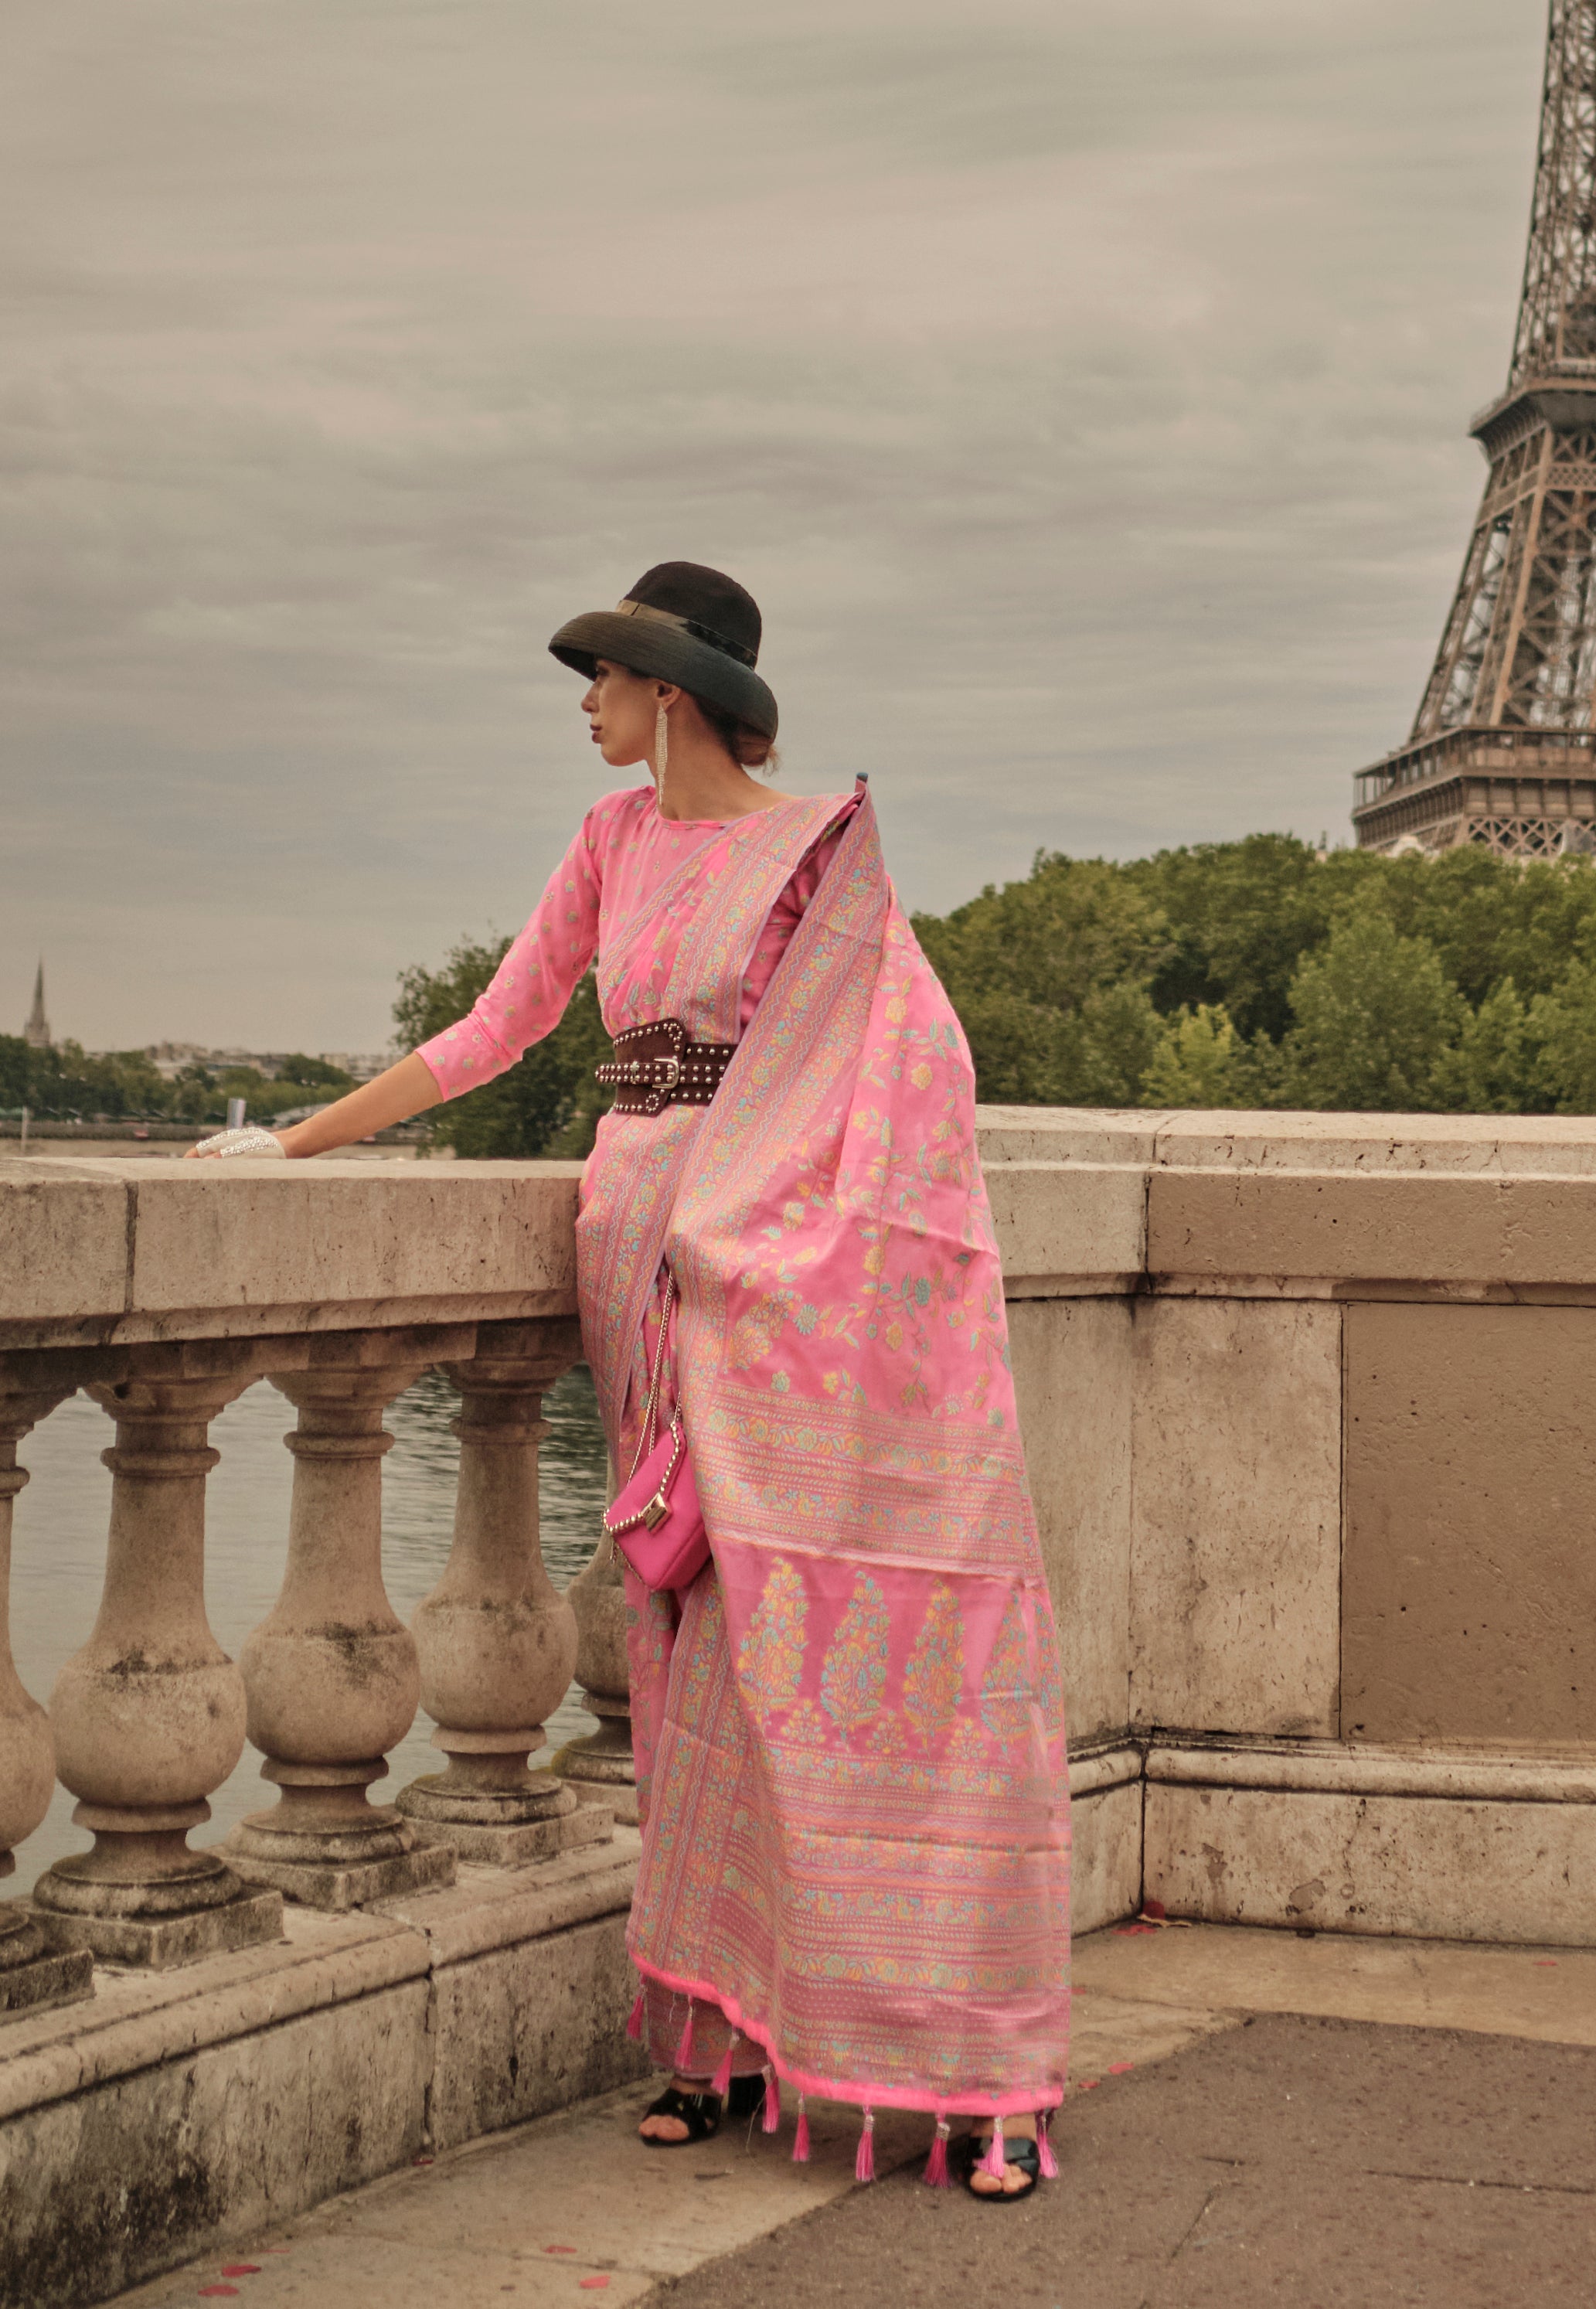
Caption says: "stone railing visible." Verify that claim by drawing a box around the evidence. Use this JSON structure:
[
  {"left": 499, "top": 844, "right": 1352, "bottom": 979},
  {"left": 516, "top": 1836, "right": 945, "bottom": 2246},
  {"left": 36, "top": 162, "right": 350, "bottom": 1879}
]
[
  {"left": 0, "top": 1156, "right": 649, "bottom": 2307},
  {"left": 0, "top": 1159, "right": 635, "bottom": 1994},
  {"left": 5, "top": 1114, "right": 1596, "bottom": 2301}
]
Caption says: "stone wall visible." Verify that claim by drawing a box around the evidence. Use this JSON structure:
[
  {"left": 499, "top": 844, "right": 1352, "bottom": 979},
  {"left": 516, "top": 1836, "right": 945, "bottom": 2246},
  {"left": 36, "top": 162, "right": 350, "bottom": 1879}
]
[{"left": 986, "top": 1105, "right": 1596, "bottom": 1946}]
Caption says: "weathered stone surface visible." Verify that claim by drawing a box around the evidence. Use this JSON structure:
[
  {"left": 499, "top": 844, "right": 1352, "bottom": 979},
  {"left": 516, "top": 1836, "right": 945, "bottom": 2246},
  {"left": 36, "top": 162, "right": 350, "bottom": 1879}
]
[
  {"left": 977, "top": 1107, "right": 1172, "bottom": 1166},
  {"left": 0, "top": 1163, "right": 128, "bottom": 1327},
  {"left": 224, "top": 1839, "right": 452, "bottom": 1912},
  {"left": 1148, "top": 1163, "right": 1596, "bottom": 1287},
  {"left": 1008, "top": 1297, "right": 1132, "bottom": 1746},
  {"left": 1070, "top": 1776, "right": 1142, "bottom": 1936},
  {"left": 0, "top": 1865, "right": 641, "bottom": 2305},
  {"left": 0, "top": 1919, "right": 92, "bottom": 2021},
  {"left": 1344, "top": 1300, "right": 1596, "bottom": 1747},
  {"left": 0, "top": 1977, "right": 430, "bottom": 2309},
  {"left": 404, "top": 1796, "right": 612, "bottom": 1868},
  {"left": 553, "top": 1538, "right": 638, "bottom": 1821},
  {"left": 371, "top": 1837, "right": 640, "bottom": 1969},
  {"left": 1144, "top": 1779, "right": 1596, "bottom": 1945},
  {"left": 128, "top": 1162, "right": 582, "bottom": 1319},
  {"left": 1074, "top": 1912, "right": 1596, "bottom": 2047},
  {"left": 33, "top": 1885, "right": 284, "bottom": 1970},
  {"left": 1151, "top": 1108, "right": 1596, "bottom": 1176},
  {"left": 987, "top": 1161, "right": 1146, "bottom": 1292},
  {"left": 428, "top": 1911, "right": 648, "bottom": 2150},
  {"left": 1129, "top": 1299, "right": 1341, "bottom": 1738}
]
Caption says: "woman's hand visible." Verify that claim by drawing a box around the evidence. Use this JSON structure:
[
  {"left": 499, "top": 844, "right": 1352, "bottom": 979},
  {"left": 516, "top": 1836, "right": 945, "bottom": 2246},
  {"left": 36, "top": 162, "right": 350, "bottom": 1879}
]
[
  {"left": 187, "top": 1126, "right": 288, "bottom": 1160},
  {"left": 185, "top": 1054, "right": 443, "bottom": 1163}
]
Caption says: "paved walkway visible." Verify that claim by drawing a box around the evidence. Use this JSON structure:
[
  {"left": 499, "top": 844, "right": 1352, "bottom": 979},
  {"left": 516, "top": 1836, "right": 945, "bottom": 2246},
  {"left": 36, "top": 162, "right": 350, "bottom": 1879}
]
[{"left": 121, "top": 1924, "right": 1596, "bottom": 2309}]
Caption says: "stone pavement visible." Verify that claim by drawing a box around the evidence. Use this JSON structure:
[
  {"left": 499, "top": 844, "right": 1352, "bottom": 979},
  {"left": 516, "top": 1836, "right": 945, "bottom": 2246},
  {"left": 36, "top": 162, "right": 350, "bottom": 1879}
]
[{"left": 118, "top": 1923, "right": 1596, "bottom": 2309}]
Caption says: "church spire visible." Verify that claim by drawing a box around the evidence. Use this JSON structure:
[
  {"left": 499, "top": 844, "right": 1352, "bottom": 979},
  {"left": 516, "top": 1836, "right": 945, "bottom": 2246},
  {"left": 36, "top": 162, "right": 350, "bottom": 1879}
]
[{"left": 23, "top": 961, "right": 49, "bottom": 1051}]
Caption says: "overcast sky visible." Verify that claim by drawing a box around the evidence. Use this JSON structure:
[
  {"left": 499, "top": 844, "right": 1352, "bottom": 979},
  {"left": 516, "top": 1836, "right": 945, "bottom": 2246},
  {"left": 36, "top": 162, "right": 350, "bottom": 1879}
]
[{"left": 2, "top": 0, "right": 1551, "bottom": 1054}]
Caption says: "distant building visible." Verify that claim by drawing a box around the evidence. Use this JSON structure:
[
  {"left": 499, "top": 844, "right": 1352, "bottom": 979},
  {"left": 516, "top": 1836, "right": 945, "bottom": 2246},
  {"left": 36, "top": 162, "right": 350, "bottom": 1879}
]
[
  {"left": 141, "top": 1043, "right": 391, "bottom": 1082},
  {"left": 22, "top": 962, "right": 49, "bottom": 1051}
]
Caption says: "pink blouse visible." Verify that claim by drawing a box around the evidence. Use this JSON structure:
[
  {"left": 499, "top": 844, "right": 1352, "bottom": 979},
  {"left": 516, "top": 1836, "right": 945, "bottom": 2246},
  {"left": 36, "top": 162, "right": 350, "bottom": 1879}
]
[{"left": 415, "top": 785, "right": 852, "bottom": 1102}]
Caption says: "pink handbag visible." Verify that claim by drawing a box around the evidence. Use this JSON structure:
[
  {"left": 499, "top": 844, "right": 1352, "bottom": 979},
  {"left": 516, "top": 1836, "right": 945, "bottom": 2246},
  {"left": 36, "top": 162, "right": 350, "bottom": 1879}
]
[{"left": 602, "top": 1275, "right": 710, "bottom": 1595}]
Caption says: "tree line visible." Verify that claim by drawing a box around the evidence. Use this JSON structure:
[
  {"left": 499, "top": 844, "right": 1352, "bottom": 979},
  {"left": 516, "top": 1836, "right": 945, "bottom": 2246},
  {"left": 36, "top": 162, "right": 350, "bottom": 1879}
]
[
  {"left": 0, "top": 1043, "right": 356, "bottom": 1125},
  {"left": 396, "top": 833, "right": 1596, "bottom": 1160}
]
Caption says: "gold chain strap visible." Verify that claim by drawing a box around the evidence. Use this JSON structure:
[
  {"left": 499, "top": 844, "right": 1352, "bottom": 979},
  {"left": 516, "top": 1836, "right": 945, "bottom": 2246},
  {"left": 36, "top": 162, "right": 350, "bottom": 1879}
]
[
  {"left": 603, "top": 1272, "right": 682, "bottom": 1548},
  {"left": 627, "top": 1270, "right": 676, "bottom": 1483}
]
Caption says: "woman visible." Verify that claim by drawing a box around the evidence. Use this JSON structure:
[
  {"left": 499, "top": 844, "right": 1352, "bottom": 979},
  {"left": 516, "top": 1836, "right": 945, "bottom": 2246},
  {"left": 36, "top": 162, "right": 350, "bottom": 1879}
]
[{"left": 196, "top": 561, "right": 1070, "bottom": 2200}]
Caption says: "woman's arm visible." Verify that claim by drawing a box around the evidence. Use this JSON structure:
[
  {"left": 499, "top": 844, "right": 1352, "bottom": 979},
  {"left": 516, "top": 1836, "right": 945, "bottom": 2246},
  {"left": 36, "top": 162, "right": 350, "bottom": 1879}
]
[
  {"left": 190, "top": 806, "right": 608, "bottom": 1160},
  {"left": 281, "top": 1052, "right": 441, "bottom": 1157},
  {"left": 185, "top": 1051, "right": 441, "bottom": 1160}
]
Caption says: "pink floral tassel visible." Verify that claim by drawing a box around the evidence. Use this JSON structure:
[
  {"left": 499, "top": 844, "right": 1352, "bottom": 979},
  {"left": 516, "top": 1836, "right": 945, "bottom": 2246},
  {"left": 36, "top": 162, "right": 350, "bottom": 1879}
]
[
  {"left": 675, "top": 2000, "right": 696, "bottom": 2074},
  {"left": 1037, "top": 2111, "right": 1059, "bottom": 2179},
  {"left": 855, "top": 2110, "right": 876, "bottom": 2184},
  {"left": 981, "top": 2117, "right": 1006, "bottom": 2179},
  {"left": 792, "top": 2095, "right": 810, "bottom": 2164},
  {"left": 625, "top": 1991, "right": 645, "bottom": 2042},
  {"left": 923, "top": 2119, "right": 951, "bottom": 2188},
  {"left": 761, "top": 2066, "right": 781, "bottom": 2134},
  {"left": 710, "top": 2035, "right": 737, "bottom": 2099}
]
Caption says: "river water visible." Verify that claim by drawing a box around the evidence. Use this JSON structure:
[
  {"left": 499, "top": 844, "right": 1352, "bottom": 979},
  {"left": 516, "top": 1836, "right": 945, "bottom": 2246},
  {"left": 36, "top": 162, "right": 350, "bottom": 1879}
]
[{"left": 7, "top": 1366, "right": 610, "bottom": 1895}]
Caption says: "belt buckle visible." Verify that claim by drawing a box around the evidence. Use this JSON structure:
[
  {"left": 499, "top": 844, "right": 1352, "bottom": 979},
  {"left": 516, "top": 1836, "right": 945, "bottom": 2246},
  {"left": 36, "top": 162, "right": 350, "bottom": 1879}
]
[{"left": 655, "top": 1055, "right": 680, "bottom": 1092}]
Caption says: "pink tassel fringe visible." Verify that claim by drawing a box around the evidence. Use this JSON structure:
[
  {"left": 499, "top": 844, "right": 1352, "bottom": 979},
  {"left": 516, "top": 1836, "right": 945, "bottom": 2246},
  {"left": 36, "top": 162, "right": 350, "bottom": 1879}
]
[
  {"left": 981, "top": 2117, "right": 1006, "bottom": 2179},
  {"left": 675, "top": 2001, "right": 695, "bottom": 2074},
  {"left": 792, "top": 2096, "right": 810, "bottom": 2164},
  {"left": 1038, "top": 2112, "right": 1059, "bottom": 2179},
  {"left": 923, "top": 2120, "right": 951, "bottom": 2188},
  {"left": 855, "top": 2110, "right": 876, "bottom": 2184},
  {"left": 761, "top": 2067, "right": 781, "bottom": 2134},
  {"left": 625, "top": 1991, "right": 644, "bottom": 2042},
  {"left": 710, "top": 2037, "right": 736, "bottom": 2099}
]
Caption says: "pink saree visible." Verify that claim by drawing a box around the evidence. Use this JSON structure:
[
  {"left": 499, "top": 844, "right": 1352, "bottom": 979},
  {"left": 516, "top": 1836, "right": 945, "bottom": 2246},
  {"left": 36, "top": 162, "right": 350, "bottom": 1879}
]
[{"left": 421, "top": 781, "right": 1070, "bottom": 2123}]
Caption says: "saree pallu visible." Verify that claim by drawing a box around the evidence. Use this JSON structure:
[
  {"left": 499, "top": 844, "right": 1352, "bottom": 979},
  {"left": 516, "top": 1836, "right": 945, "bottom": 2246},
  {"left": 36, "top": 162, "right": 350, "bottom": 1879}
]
[{"left": 576, "top": 784, "right": 1070, "bottom": 2121}]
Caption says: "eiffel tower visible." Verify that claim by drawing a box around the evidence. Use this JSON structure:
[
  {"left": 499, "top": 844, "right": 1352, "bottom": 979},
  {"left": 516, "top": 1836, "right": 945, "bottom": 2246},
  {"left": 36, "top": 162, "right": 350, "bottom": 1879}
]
[{"left": 1354, "top": 2, "right": 1596, "bottom": 857}]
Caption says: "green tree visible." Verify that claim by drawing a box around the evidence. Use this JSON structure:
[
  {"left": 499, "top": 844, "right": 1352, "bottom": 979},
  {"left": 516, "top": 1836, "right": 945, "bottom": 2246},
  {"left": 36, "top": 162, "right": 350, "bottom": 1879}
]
[
  {"left": 1141, "top": 1003, "right": 1262, "bottom": 1108},
  {"left": 0, "top": 1035, "right": 29, "bottom": 1109},
  {"left": 1528, "top": 958, "right": 1596, "bottom": 1112},
  {"left": 913, "top": 855, "right": 1169, "bottom": 1104},
  {"left": 1129, "top": 834, "right": 1364, "bottom": 1043},
  {"left": 393, "top": 936, "right": 612, "bottom": 1159},
  {"left": 1430, "top": 979, "right": 1540, "bottom": 1114},
  {"left": 1281, "top": 910, "right": 1465, "bottom": 1111},
  {"left": 277, "top": 1054, "right": 357, "bottom": 1089}
]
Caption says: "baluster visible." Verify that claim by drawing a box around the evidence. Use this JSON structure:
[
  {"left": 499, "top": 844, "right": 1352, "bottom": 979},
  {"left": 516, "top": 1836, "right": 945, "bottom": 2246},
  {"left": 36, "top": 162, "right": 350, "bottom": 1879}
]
[
  {"left": 550, "top": 1536, "right": 638, "bottom": 1827},
  {"left": 32, "top": 1363, "right": 284, "bottom": 1967},
  {"left": 0, "top": 1376, "right": 93, "bottom": 2011},
  {"left": 397, "top": 1317, "right": 612, "bottom": 1863},
  {"left": 225, "top": 1340, "right": 458, "bottom": 1909}
]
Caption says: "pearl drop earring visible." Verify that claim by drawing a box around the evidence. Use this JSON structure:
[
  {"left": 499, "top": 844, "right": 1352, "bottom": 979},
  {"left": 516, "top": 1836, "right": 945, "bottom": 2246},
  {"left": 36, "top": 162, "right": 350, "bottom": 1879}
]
[{"left": 655, "top": 702, "right": 669, "bottom": 802}]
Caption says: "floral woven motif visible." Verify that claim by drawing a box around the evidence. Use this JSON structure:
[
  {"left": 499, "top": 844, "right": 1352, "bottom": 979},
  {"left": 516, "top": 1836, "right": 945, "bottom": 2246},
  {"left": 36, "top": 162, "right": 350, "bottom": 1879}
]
[
  {"left": 736, "top": 1557, "right": 808, "bottom": 1725},
  {"left": 818, "top": 1572, "right": 891, "bottom": 1733}
]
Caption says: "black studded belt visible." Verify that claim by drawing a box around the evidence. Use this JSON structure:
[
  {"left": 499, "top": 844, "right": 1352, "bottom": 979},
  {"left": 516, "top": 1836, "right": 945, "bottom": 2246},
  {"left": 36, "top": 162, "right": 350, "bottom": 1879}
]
[{"left": 595, "top": 1018, "right": 737, "bottom": 1115}]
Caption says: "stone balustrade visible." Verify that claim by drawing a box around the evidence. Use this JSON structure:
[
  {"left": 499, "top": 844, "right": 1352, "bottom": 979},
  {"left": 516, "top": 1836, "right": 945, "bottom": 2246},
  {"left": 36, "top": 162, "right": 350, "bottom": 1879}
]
[
  {"left": 5, "top": 1116, "right": 1596, "bottom": 2304},
  {"left": 0, "top": 1157, "right": 625, "bottom": 2015}
]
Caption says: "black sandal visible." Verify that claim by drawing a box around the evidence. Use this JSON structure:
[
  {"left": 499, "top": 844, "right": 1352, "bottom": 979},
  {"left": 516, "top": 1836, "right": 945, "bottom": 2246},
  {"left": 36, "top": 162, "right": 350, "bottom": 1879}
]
[
  {"left": 638, "top": 2084, "right": 722, "bottom": 2147},
  {"left": 958, "top": 2129, "right": 1041, "bottom": 2202}
]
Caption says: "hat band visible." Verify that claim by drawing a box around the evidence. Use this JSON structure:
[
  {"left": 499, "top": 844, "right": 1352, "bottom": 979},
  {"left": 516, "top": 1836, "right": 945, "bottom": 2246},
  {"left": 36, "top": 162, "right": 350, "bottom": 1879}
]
[{"left": 612, "top": 598, "right": 758, "bottom": 669}]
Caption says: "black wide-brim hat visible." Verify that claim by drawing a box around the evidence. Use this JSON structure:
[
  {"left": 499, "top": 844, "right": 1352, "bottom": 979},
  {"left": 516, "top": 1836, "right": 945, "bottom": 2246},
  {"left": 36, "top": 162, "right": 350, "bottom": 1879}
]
[{"left": 549, "top": 560, "right": 778, "bottom": 740}]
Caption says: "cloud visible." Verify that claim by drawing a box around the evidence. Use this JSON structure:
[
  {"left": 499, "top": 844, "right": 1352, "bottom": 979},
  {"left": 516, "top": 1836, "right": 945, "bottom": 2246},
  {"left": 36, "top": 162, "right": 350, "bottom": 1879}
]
[{"left": 0, "top": 0, "right": 1550, "bottom": 1047}]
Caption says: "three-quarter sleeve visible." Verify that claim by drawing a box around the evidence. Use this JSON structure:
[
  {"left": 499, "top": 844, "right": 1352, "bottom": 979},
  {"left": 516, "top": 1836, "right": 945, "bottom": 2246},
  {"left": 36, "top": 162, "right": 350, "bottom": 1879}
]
[{"left": 414, "top": 812, "right": 604, "bottom": 1102}]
